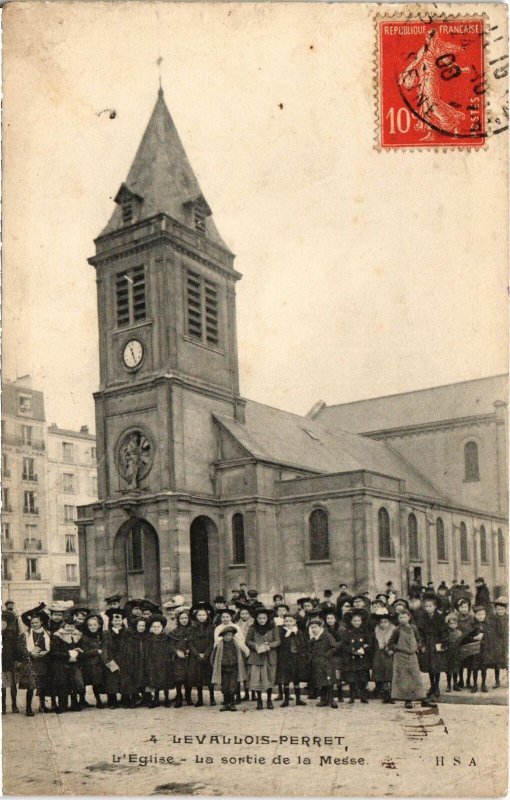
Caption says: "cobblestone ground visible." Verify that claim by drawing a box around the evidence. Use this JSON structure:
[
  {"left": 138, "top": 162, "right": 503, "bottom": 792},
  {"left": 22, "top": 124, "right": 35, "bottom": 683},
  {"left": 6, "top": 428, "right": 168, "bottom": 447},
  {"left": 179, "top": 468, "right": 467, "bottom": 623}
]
[{"left": 2, "top": 687, "right": 507, "bottom": 797}]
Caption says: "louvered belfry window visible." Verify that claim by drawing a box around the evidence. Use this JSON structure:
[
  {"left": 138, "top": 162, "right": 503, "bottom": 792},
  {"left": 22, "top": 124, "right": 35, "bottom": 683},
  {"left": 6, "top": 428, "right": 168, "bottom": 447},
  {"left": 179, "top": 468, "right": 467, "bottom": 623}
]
[
  {"left": 186, "top": 269, "right": 219, "bottom": 346},
  {"left": 116, "top": 266, "right": 146, "bottom": 327}
]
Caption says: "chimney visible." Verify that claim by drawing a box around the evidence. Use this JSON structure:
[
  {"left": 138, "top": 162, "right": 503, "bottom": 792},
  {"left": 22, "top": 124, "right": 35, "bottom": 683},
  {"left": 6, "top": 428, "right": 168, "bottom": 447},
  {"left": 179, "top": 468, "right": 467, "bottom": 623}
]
[{"left": 80, "top": 425, "right": 89, "bottom": 434}]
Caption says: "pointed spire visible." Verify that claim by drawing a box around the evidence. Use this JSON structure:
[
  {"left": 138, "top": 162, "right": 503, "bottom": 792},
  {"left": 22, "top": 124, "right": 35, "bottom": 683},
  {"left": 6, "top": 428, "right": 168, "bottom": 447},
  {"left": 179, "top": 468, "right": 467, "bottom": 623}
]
[{"left": 101, "top": 90, "right": 230, "bottom": 251}]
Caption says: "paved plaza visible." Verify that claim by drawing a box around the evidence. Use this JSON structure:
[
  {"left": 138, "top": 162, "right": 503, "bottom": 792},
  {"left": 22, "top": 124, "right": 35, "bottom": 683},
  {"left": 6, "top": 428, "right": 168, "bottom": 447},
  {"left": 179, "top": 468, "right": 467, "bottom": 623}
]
[{"left": 2, "top": 689, "right": 507, "bottom": 797}]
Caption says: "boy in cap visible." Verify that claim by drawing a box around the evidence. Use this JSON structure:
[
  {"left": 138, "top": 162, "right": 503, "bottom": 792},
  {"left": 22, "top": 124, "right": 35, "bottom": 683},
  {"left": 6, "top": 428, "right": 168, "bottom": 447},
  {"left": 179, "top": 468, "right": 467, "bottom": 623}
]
[
  {"left": 319, "top": 590, "right": 336, "bottom": 613},
  {"left": 100, "top": 593, "right": 123, "bottom": 630},
  {"left": 211, "top": 626, "right": 249, "bottom": 712}
]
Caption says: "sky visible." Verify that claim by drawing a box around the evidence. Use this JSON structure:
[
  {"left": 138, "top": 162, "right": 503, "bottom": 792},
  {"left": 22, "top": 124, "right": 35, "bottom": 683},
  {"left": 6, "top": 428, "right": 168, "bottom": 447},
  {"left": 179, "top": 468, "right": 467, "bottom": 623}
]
[{"left": 3, "top": 2, "right": 508, "bottom": 433}]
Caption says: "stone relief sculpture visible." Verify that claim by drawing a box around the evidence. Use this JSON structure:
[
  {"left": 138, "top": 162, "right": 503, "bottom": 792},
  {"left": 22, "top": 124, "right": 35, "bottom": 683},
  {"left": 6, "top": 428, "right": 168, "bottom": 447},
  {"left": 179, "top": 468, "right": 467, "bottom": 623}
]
[{"left": 117, "top": 430, "right": 152, "bottom": 490}]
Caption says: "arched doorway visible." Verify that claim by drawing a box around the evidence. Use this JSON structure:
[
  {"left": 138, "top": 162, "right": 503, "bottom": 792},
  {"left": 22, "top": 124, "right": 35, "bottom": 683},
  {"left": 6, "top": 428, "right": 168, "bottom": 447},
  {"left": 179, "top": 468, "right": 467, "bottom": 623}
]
[
  {"left": 190, "top": 516, "right": 220, "bottom": 604},
  {"left": 113, "top": 518, "right": 160, "bottom": 603}
]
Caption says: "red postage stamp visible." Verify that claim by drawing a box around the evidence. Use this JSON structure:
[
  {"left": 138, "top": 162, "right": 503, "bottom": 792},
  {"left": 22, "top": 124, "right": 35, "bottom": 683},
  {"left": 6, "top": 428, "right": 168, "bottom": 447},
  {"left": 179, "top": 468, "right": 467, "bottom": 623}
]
[{"left": 377, "top": 17, "right": 486, "bottom": 148}]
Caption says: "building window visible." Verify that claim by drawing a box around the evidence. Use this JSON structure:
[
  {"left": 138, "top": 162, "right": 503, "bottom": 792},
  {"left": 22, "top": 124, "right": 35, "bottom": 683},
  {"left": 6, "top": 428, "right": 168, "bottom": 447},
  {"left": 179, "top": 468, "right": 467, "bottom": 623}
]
[
  {"left": 91, "top": 446, "right": 97, "bottom": 461},
  {"left": 126, "top": 525, "right": 143, "bottom": 572},
  {"left": 65, "top": 563, "right": 77, "bottom": 583},
  {"left": 378, "top": 507, "right": 392, "bottom": 558},
  {"left": 309, "top": 508, "right": 330, "bottom": 561},
  {"left": 498, "top": 529, "right": 505, "bottom": 566},
  {"left": 21, "top": 425, "right": 33, "bottom": 446},
  {"left": 22, "top": 457, "right": 36, "bottom": 481},
  {"left": 63, "top": 505, "right": 76, "bottom": 522},
  {"left": 65, "top": 534, "right": 77, "bottom": 553},
  {"left": 26, "top": 558, "right": 39, "bottom": 580},
  {"left": 2, "top": 557, "right": 12, "bottom": 580},
  {"left": 480, "top": 525, "right": 489, "bottom": 564},
  {"left": 24, "top": 523, "right": 38, "bottom": 540},
  {"left": 232, "top": 513, "right": 246, "bottom": 564},
  {"left": 464, "top": 441, "right": 479, "bottom": 481},
  {"left": 186, "top": 270, "right": 219, "bottom": 347},
  {"left": 23, "top": 491, "right": 38, "bottom": 514},
  {"left": 116, "top": 265, "right": 146, "bottom": 328},
  {"left": 194, "top": 199, "right": 207, "bottom": 233},
  {"left": 436, "top": 518, "right": 447, "bottom": 561},
  {"left": 460, "top": 522, "right": 469, "bottom": 563},
  {"left": 408, "top": 513, "right": 419, "bottom": 560},
  {"left": 62, "top": 473, "right": 75, "bottom": 494},
  {"left": 90, "top": 476, "right": 98, "bottom": 496},
  {"left": 121, "top": 194, "right": 133, "bottom": 225},
  {"left": 2, "top": 523, "right": 11, "bottom": 539},
  {"left": 2, "top": 453, "right": 10, "bottom": 478},
  {"left": 62, "top": 442, "right": 74, "bottom": 463},
  {"left": 18, "top": 394, "right": 32, "bottom": 414},
  {"left": 2, "top": 488, "right": 11, "bottom": 512}
]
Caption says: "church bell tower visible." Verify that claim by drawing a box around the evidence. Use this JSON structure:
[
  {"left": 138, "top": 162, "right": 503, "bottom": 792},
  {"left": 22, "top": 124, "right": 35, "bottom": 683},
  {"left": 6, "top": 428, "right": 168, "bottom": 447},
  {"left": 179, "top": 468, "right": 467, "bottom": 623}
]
[{"left": 79, "top": 89, "right": 244, "bottom": 606}]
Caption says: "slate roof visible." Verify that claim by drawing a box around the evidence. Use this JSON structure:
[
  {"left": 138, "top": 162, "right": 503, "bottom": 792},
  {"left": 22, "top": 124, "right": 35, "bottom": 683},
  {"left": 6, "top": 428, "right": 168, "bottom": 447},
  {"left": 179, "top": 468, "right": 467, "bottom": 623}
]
[
  {"left": 314, "top": 374, "right": 508, "bottom": 434},
  {"left": 214, "top": 400, "right": 443, "bottom": 501},
  {"left": 100, "top": 89, "right": 230, "bottom": 251}
]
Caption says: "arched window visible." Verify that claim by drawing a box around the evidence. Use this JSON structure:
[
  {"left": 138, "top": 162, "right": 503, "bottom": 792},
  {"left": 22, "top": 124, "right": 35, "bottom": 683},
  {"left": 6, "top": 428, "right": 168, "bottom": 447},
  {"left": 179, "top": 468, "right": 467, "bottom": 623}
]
[
  {"left": 309, "top": 509, "right": 330, "bottom": 561},
  {"left": 460, "top": 522, "right": 469, "bottom": 563},
  {"left": 408, "top": 513, "right": 419, "bottom": 560},
  {"left": 480, "top": 525, "right": 488, "bottom": 564},
  {"left": 378, "top": 507, "right": 392, "bottom": 558},
  {"left": 126, "top": 523, "right": 143, "bottom": 572},
  {"left": 436, "top": 517, "right": 447, "bottom": 561},
  {"left": 232, "top": 513, "right": 246, "bottom": 565},
  {"left": 498, "top": 529, "right": 505, "bottom": 566},
  {"left": 464, "top": 441, "right": 480, "bottom": 481}
]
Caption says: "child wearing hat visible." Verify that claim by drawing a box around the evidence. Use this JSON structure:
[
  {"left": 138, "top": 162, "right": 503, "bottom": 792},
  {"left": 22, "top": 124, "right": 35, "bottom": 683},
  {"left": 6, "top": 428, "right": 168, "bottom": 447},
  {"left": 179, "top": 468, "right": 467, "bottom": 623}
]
[
  {"left": 387, "top": 607, "right": 436, "bottom": 709},
  {"left": 145, "top": 615, "right": 175, "bottom": 708},
  {"left": 80, "top": 614, "right": 106, "bottom": 708},
  {"left": 101, "top": 607, "right": 132, "bottom": 709},
  {"left": 493, "top": 597, "right": 508, "bottom": 688},
  {"left": 188, "top": 605, "right": 215, "bottom": 706},
  {"left": 461, "top": 605, "right": 496, "bottom": 693},
  {"left": 454, "top": 597, "right": 475, "bottom": 689},
  {"left": 275, "top": 612, "right": 308, "bottom": 706},
  {"left": 49, "top": 613, "right": 85, "bottom": 713},
  {"left": 169, "top": 608, "right": 193, "bottom": 707},
  {"left": 323, "top": 610, "right": 344, "bottom": 703},
  {"left": 440, "top": 613, "right": 463, "bottom": 692},
  {"left": 127, "top": 618, "right": 150, "bottom": 705},
  {"left": 371, "top": 610, "right": 396, "bottom": 703},
  {"left": 18, "top": 608, "right": 52, "bottom": 714},
  {"left": 211, "top": 626, "right": 249, "bottom": 712},
  {"left": 307, "top": 617, "right": 339, "bottom": 708},
  {"left": 416, "top": 594, "right": 448, "bottom": 699},
  {"left": 2, "top": 611, "right": 25, "bottom": 715},
  {"left": 339, "top": 610, "right": 372, "bottom": 704},
  {"left": 245, "top": 608, "right": 280, "bottom": 709},
  {"left": 234, "top": 605, "right": 253, "bottom": 701}
]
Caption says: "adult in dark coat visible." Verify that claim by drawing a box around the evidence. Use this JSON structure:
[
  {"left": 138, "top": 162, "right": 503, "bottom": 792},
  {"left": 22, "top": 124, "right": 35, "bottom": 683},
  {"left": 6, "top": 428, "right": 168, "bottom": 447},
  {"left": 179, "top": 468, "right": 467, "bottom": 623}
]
[
  {"left": 436, "top": 582, "right": 451, "bottom": 613},
  {"left": 275, "top": 613, "right": 309, "bottom": 706},
  {"left": 339, "top": 611, "right": 373, "bottom": 703},
  {"left": 188, "top": 609, "right": 215, "bottom": 706},
  {"left": 474, "top": 578, "right": 491, "bottom": 610},
  {"left": 307, "top": 617, "right": 338, "bottom": 708},
  {"left": 101, "top": 608, "right": 133, "bottom": 708},
  {"left": 80, "top": 615, "right": 106, "bottom": 707},
  {"left": 416, "top": 595, "right": 448, "bottom": 698},
  {"left": 335, "top": 585, "right": 352, "bottom": 618},
  {"left": 1, "top": 612, "right": 24, "bottom": 714},
  {"left": 169, "top": 609, "right": 193, "bottom": 706}
]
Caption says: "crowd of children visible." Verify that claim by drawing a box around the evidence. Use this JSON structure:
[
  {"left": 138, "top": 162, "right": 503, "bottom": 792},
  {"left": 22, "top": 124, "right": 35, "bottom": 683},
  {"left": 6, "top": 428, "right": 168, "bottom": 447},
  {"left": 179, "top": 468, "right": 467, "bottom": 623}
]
[{"left": 1, "top": 580, "right": 508, "bottom": 717}]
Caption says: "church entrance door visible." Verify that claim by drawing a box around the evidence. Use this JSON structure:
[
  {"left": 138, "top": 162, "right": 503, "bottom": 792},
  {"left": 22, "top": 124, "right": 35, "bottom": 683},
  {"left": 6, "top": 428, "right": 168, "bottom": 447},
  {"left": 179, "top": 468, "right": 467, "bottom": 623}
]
[
  {"left": 190, "top": 516, "right": 218, "bottom": 604},
  {"left": 113, "top": 518, "right": 160, "bottom": 603}
]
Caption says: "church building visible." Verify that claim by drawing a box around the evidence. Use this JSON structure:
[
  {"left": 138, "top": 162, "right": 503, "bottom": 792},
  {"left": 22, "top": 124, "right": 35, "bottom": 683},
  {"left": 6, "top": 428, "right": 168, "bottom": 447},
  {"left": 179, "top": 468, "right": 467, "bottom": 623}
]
[{"left": 77, "top": 90, "right": 508, "bottom": 607}]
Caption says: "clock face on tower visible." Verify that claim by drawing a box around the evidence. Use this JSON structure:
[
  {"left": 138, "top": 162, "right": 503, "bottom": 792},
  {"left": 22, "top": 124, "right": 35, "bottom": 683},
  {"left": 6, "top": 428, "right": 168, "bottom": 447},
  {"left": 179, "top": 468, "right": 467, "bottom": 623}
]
[{"left": 122, "top": 339, "right": 144, "bottom": 370}]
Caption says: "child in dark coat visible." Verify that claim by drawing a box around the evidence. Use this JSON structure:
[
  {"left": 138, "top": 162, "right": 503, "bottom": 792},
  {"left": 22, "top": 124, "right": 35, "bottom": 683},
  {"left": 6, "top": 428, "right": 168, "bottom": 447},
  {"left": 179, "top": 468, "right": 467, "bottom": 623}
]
[
  {"left": 440, "top": 613, "right": 463, "bottom": 692},
  {"left": 307, "top": 617, "right": 338, "bottom": 708},
  {"left": 275, "top": 613, "right": 308, "bottom": 707},
  {"left": 80, "top": 614, "right": 106, "bottom": 708},
  {"left": 2, "top": 612, "right": 24, "bottom": 715},
  {"left": 339, "top": 610, "right": 372, "bottom": 704},
  {"left": 170, "top": 609, "right": 193, "bottom": 707},
  {"left": 462, "top": 605, "right": 496, "bottom": 693},
  {"left": 145, "top": 615, "right": 175, "bottom": 707},
  {"left": 188, "top": 607, "right": 215, "bottom": 706},
  {"left": 492, "top": 597, "right": 508, "bottom": 688},
  {"left": 49, "top": 614, "right": 85, "bottom": 713},
  {"left": 19, "top": 609, "right": 51, "bottom": 715},
  {"left": 416, "top": 595, "right": 448, "bottom": 698},
  {"left": 128, "top": 618, "right": 150, "bottom": 705},
  {"left": 211, "top": 625, "right": 249, "bottom": 711},
  {"left": 101, "top": 608, "right": 133, "bottom": 709},
  {"left": 324, "top": 611, "right": 344, "bottom": 703},
  {"left": 371, "top": 611, "right": 396, "bottom": 703}
]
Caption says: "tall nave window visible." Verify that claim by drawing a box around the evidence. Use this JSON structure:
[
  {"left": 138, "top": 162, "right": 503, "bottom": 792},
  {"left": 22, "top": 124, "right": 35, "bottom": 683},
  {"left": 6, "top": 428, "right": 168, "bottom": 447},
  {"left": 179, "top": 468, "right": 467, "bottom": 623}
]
[{"left": 464, "top": 441, "right": 480, "bottom": 481}]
